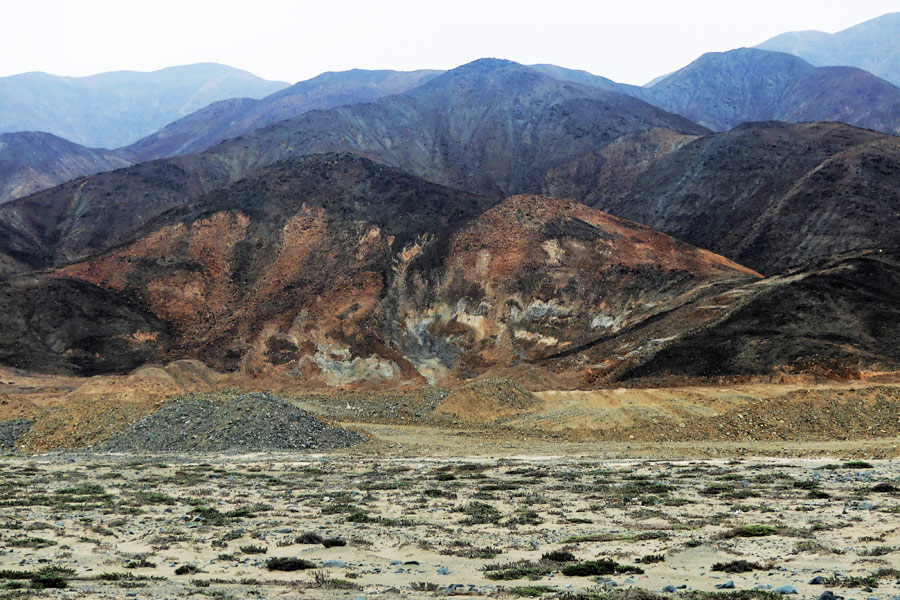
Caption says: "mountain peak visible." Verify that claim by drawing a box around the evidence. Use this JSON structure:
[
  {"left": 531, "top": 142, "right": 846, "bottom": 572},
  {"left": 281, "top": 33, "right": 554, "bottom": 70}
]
[
  {"left": 687, "top": 47, "right": 813, "bottom": 70},
  {"left": 434, "top": 57, "right": 536, "bottom": 81}
]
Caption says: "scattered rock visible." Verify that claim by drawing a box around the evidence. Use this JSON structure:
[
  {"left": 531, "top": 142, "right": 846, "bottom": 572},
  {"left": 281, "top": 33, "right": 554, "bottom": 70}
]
[
  {"left": 775, "top": 585, "right": 799, "bottom": 595},
  {"left": 0, "top": 418, "right": 32, "bottom": 450}
]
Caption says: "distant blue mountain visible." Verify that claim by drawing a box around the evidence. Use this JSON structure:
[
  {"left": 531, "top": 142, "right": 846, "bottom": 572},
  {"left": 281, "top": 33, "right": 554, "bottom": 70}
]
[
  {"left": 0, "top": 63, "right": 288, "bottom": 148},
  {"left": 758, "top": 12, "right": 900, "bottom": 86}
]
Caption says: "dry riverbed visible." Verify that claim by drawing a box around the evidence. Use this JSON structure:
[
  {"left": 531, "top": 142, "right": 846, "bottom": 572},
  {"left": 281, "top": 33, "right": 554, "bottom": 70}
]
[{"left": 1, "top": 454, "right": 899, "bottom": 600}]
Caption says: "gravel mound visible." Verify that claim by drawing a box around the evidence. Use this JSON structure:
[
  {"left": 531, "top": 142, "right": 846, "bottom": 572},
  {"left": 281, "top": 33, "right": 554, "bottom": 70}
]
[
  {"left": 99, "top": 393, "right": 363, "bottom": 452},
  {"left": 0, "top": 419, "right": 33, "bottom": 450}
]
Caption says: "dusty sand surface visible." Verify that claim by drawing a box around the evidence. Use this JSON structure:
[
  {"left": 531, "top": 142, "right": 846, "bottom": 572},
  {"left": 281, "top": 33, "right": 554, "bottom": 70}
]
[{"left": 1, "top": 453, "right": 899, "bottom": 599}]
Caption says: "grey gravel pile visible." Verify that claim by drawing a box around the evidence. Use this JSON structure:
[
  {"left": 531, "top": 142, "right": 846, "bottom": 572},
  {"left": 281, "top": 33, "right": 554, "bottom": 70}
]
[
  {"left": 99, "top": 393, "right": 363, "bottom": 452},
  {"left": 0, "top": 419, "right": 33, "bottom": 450}
]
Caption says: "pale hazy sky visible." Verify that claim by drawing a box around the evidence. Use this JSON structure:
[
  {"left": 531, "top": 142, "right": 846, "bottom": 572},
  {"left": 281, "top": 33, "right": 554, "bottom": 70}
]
[{"left": 2, "top": 0, "right": 900, "bottom": 85}]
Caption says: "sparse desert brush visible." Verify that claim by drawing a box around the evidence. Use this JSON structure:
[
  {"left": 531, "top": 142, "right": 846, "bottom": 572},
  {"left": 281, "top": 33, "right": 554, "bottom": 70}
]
[
  {"left": 711, "top": 559, "right": 767, "bottom": 573},
  {"left": 511, "top": 585, "right": 556, "bottom": 597},
  {"left": 295, "top": 531, "right": 324, "bottom": 544},
  {"left": 638, "top": 554, "right": 665, "bottom": 564},
  {"left": 540, "top": 550, "right": 576, "bottom": 563},
  {"left": 411, "top": 581, "right": 440, "bottom": 592},
  {"left": 561, "top": 559, "right": 644, "bottom": 576},
  {"left": 265, "top": 557, "right": 316, "bottom": 571},
  {"left": 717, "top": 524, "right": 778, "bottom": 539},
  {"left": 456, "top": 500, "right": 502, "bottom": 524},
  {"left": 322, "top": 537, "right": 346, "bottom": 548},
  {"left": 174, "top": 564, "right": 202, "bottom": 575},
  {"left": 7, "top": 536, "right": 57, "bottom": 548},
  {"left": 506, "top": 509, "right": 544, "bottom": 526},
  {"left": 311, "top": 569, "right": 361, "bottom": 590},
  {"left": 481, "top": 560, "right": 550, "bottom": 581},
  {"left": 442, "top": 541, "right": 502, "bottom": 559}
]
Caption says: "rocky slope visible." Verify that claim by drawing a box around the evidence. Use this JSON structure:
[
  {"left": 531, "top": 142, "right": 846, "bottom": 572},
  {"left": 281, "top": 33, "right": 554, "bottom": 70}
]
[
  {"left": 592, "top": 121, "right": 900, "bottom": 275},
  {"left": 124, "top": 68, "right": 442, "bottom": 161},
  {"left": 758, "top": 12, "right": 900, "bottom": 87},
  {"left": 0, "top": 63, "right": 287, "bottom": 148},
  {"left": 0, "top": 131, "right": 132, "bottom": 204},
  {"left": 3, "top": 153, "right": 757, "bottom": 382},
  {"left": 642, "top": 48, "right": 900, "bottom": 134}
]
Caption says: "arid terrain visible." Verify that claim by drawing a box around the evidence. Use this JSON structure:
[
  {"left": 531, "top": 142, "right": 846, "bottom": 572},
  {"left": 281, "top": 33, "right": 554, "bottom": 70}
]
[
  {"left": 1, "top": 452, "right": 899, "bottom": 599},
  {"left": 3, "top": 12, "right": 900, "bottom": 600},
  {"left": 2, "top": 364, "right": 900, "bottom": 599}
]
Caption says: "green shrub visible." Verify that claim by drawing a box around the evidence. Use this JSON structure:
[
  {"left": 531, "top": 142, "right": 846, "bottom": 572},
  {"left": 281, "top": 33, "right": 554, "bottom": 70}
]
[{"left": 561, "top": 559, "right": 643, "bottom": 576}]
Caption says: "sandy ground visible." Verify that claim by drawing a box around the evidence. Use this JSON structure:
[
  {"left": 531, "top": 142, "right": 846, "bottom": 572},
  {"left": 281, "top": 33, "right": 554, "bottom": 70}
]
[{"left": 1, "top": 453, "right": 899, "bottom": 599}]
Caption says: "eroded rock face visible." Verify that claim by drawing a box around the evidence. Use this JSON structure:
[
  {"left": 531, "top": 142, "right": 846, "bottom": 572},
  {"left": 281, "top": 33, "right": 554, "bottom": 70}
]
[{"left": 46, "top": 154, "right": 757, "bottom": 384}]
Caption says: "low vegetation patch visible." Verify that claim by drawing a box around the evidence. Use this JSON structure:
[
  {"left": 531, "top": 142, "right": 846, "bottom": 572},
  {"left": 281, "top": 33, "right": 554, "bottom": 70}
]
[
  {"left": 265, "top": 557, "right": 316, "bottom": 571},
  {"left": 561, "top": 559, "right": 644, "bottom": 577},
  {"left": 712, "top": 560, "right": 766, "bottom": 573}
]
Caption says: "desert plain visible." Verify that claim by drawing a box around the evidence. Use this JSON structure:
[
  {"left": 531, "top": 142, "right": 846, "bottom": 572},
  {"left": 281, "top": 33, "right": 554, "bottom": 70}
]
[{"left": 0, "top": 363, "right": 899, "bottom": 600}]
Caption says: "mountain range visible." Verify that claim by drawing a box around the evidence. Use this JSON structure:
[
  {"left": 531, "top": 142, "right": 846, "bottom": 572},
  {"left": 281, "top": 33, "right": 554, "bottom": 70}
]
[
  {"left": 1, "top": 14, "right": 900, "bottom": 386},
  {"left": 0, "top": 58, "right": 706, "bottom": 274},
  {"left": 0, "top": 63, "right": 287, "bottom": 148},
  {"left": 123, "top": 68, "right": 442, "bottom": 162},
  {"left": 0, "top": 153, "right": 757, "bottom": 379},
  {"left": 8, "top": 46, "right": 900, "bottom": 208},
  {"left": 591, "top": 121, "right": 900, "bottom": 274}
]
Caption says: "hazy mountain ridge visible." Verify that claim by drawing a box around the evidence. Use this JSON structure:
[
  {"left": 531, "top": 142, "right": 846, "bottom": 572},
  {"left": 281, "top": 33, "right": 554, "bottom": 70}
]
[
  {"left": 124, "top": 68, "right": 442, "bottom": 162},
  {"left": 0, "top": 131, "right": 132, "bottom": 204},
  {"left": 0, "top": 63, "right": 288, "bottom": 148},
  {"left": 208, "top": 58, "right": 707, "bottom": 196},
  {"left": 640, "top": 48, "right": 900, "bottom": 134},
  {"left": 758, "top": 12, "right": 900, "bottom": 86},
  {"left": 2, "top": 34, "right": 900, "bottom": 386}
]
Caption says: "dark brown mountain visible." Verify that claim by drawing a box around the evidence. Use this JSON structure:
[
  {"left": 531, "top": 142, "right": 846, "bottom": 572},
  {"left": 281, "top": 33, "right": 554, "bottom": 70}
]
[
  {"left": 642, "top": 48, "right": 900, "bottom": 134},
  {"left": 0, "top": 275, "right": 174, "bottom": 375},
  {"left": 0, "top": 154, "right": 239, "bottom": 274},
  {"left": 123, "top": 68, "right": 441, "bottom": 161},
  {"left": 1, "top": 153, "right": 756, "bottom": 379},
  {"left": 572, "top": 250, "right": 900, "bottom": 383},
  {"left": 592, "top": 121, "right": 900, "bottom": 275},
  {"left": 0, "top": 132, "right": 131, "bottom": 204},
  {"left": 0, "top": 59, "right": 707, "bottom": 274}
]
